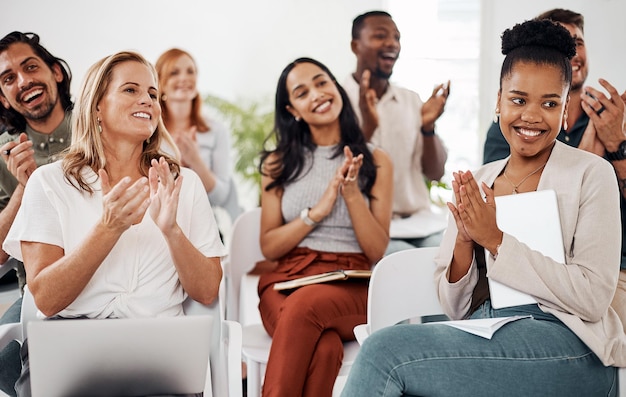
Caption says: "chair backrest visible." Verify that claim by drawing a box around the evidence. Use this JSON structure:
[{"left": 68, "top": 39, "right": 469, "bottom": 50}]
[
  {"left": 224, "top": 207, "right": 264, "bottom": 322},
  {"left": 368, "top": 247, "right": 443, "bottom": 334}
]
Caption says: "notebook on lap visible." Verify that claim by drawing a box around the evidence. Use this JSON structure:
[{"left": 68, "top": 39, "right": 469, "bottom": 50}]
[
  {"left": 27, "top": 315, "right": 213, "bottom": 397},
  {"left": 487, "top": 189, "right": 565, "bottom": 309}
]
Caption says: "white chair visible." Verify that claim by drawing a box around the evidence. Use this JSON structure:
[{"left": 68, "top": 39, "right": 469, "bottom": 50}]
[
  {"left": 225, "top": 207, "right": 360, "bottom": 397},
  {"left": 0, "top": 259, "right": 18, "bottom": 281},
  {"left": 0, "top": 282, "right": 242, "bottom": 397},
  {"left": 353, "top": 247, "right": 625, "bottom": 395}
]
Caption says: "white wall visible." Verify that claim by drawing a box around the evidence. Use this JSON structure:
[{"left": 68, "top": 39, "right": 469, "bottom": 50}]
[
  {"left": 479, "top": 0, "right": 626, "bottom": 144},
  {"left": 4, "top": 0, "right": 382, "bottom": 104},
  {"left": 5, "top": 0, "right": 626, "bottom": 165}
]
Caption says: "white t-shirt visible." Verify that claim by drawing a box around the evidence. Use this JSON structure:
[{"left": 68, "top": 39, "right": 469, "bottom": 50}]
[{"left": 4, "top": 162, "right": 226, "bottom": 319}]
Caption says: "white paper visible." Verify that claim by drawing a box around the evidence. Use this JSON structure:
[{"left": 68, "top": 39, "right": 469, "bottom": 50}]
[
  {"left": 433, "top": 315, "right": 532, "bottom": 339},
  {"left": 389, "top": 210, "right": 447, "bottom": 239}
]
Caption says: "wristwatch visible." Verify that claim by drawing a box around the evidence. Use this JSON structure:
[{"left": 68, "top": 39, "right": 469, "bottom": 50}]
[
  {"left": 300, "top": 208, "right": 319, "bottom": 226},
  {"left": 605, "top": 140, "right": 626, "bottom": 161}
]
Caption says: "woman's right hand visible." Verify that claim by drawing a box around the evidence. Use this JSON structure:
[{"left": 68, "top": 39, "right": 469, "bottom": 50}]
[
  {"left": 447, "top": 171, "right": 474, "bottom": 244},
  {"left": 175, "top": 126, "right": 202, "bottom": 168},
  {"left": 99, "top": 169, "right": 151, "bottom": 233}
]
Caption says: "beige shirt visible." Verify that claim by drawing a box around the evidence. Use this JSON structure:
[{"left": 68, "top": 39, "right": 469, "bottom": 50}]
[
  {"left": 435, "top": 141, "right": 626, "bottom": 367},
  {"left": 343, "top": 77, "right": 430, "bottom": 217}
]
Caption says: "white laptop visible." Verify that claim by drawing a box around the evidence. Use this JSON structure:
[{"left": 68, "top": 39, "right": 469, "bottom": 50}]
[
  {"left": 487, "top": 189, "right": 565, "bottom": 309},
  {"left": 27, "top": 315, "right": 213, "bottom": 397}
]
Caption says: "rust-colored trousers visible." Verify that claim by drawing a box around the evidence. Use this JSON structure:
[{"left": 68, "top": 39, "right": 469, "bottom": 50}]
[{"left": 258, "top": 248, "right": 370, "bottom": 397}]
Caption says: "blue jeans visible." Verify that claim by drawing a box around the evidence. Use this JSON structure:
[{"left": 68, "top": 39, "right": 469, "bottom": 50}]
[
  {"left": 341, "top": 302, "right": 618, "bottom": 397},
  {"left": 0, "top": 298, "right": 22, "bottom": 397}
]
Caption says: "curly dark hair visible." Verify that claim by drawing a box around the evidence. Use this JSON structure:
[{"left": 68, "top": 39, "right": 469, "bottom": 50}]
[
  {"left": 0, "top": 31, "right": 73, "bottom": 134},
  {"left": 259, "top": 57, "right": 377, "bottom": 197},
  {"left": 499, "top": 19, "right": 576, "bottom": 89}
]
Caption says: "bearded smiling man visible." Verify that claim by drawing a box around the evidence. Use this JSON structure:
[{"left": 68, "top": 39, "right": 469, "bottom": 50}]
[{"left": 0, "top": 31, "right": 73, "bottom": 396}]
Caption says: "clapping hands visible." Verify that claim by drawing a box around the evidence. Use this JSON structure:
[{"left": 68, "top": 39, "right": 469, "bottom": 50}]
[
  {"left": 309, "top": 146, "right": 364, "bottom": 223},
  {"left": 99, "top": 157, "right": 182, "bottom": 236},
  {"left": 447, "top": 170, "right": 501, "bottom": 252}
]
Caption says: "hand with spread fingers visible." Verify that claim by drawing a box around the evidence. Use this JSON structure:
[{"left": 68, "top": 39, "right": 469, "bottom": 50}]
[
  {"left": 0, "top": 132, "right": 37, "bottom": 186},
  {"left": 580, "top": 78, "right": 626, "bottom": 152},
  {"left": 148, "top": 157, "right": 183, "bottom": 234},
  {"left": 99, "top": 169, "right": 150, "bottom": 234}
]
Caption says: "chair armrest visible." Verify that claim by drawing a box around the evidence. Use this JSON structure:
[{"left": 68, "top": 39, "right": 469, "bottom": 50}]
[
  {"left": 353, "top": 324, "right": 370, "bottom": 345},
  {"left": 222, "top": 320, "right": 243, "bottom": 397},
  {"left": 0, "top": 323, "right": 21, "bottom": 349}
]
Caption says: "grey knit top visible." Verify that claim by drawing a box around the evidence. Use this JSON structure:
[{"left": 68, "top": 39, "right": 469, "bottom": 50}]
[{"left": 281, "top": 144, "right": 371, "bottom": 253}]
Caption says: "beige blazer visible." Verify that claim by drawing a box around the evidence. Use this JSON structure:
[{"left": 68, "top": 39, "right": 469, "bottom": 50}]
[{"left": 435, "top": 141, "right": 626, "bottom": 367}]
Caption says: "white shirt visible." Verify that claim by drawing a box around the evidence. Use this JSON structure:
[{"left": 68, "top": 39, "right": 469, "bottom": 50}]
[{"left": 4, "top": 162, "right": 226, "bottom": 319}]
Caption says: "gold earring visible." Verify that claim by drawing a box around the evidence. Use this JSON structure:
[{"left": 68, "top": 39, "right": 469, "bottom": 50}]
[
  {"left": 161, "top": 94, "right": 168, "bottom": 102},
  {"left": 97, "top": 118, "right": 102, "bottom": 133}
]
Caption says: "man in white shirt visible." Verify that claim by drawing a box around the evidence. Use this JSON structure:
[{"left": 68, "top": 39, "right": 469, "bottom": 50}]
[{"left": 344, "top": 10, "right": 450, "bottom": 254}]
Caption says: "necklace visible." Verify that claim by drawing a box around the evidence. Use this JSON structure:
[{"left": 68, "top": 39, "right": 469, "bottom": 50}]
[{"left": 502, "top": 162, "right": 547, "bottom": 194}]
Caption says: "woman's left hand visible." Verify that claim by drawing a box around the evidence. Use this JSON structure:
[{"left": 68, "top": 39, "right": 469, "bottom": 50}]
[
  {"left": 339, "top": 146, "right": 363, "bottom": 197},
  {"left": 148, "top": 157, "right": 183, "bottom": 234},
  {"left": 452, "top": 170, "right": 501, "bottom": 251}
]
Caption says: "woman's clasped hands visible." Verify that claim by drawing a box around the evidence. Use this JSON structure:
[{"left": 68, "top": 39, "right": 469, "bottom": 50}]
[
  {"left": 308, "top": 146, "right": 364, "bottom": 224},
  {"left": 447, "top": 170, "right": 502, "bottom": 255}
]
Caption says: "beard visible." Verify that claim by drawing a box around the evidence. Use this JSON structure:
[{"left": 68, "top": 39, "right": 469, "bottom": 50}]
[
  {"left": 21, "top": 98, "right": 56, "bottom": 121},
  {"left": 17, "top": 84, "right": 58, "bottom": 122},
  {"left": 374, "top": 67, "right": 392, "bottom": 80}
]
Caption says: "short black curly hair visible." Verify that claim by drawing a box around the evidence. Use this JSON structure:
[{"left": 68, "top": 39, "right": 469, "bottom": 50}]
[{"left": 499, "top": 19, "right": 576, "bottom": 90}]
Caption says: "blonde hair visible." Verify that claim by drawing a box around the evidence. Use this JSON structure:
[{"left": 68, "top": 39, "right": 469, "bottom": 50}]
[
  {"left": 62, "top": 50, "right": 180, "bottom": 193},
  {"left": 155, "top": 48, "right": 210, "bottom": 133}
]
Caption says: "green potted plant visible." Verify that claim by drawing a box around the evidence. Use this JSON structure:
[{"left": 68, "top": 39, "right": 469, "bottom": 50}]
[{"left": 205, "top": 95, "right": 275, "bottom": 205}]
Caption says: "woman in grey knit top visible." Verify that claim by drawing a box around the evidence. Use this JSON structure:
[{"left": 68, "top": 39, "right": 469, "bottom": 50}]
[{"left": 256, "top": 58, "right": 393, "bottom": 397}]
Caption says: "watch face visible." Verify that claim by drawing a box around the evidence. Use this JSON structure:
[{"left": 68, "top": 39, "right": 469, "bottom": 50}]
[{"left": 620, "top": 140, "right": 626, "bottom": 156}]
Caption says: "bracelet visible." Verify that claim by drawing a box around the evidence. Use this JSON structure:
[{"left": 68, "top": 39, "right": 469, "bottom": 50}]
[
  {"left": 421, "top": 127, "right": 435, "bottom": 137},
  {"left": 300, "top": 208, "right": 319, "bottom": 227}
]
